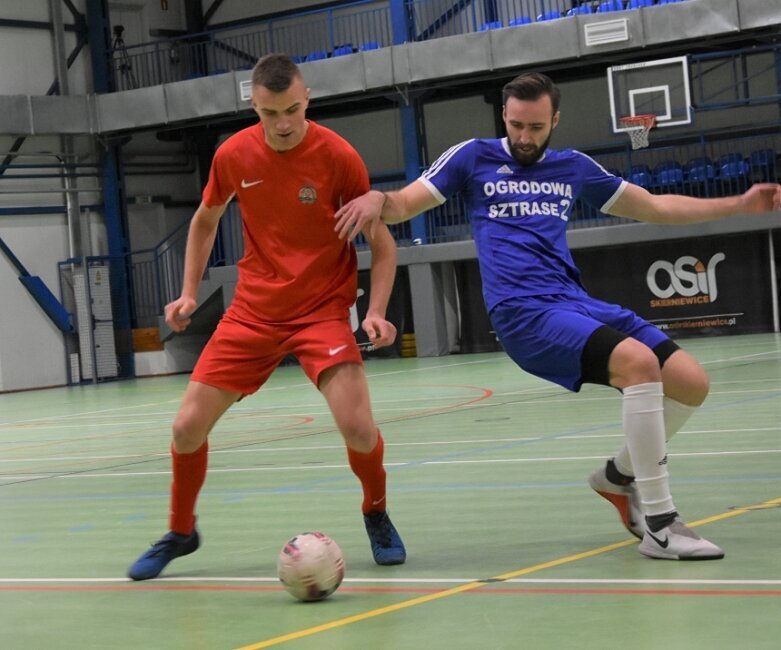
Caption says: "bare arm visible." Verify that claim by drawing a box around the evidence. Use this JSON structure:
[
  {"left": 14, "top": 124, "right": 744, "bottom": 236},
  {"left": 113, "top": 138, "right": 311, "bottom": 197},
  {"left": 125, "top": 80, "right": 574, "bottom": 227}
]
[
  {"left": 361, "top": 220, "right": 398, "bottom": 348},
  {"left": 608, "top": 182, "right": 781, "bottom": 225},
  {"left": 165, "top": 201, "right": 227, "bottom": 332},
  {"left": 334, "top": 180, "right": 441, "bottom": 241}
]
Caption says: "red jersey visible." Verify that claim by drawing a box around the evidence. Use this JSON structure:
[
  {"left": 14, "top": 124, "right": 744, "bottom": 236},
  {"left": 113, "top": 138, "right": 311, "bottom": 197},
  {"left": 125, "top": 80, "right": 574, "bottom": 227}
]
[{"left": 202, "top": 120, "right": 370, "bottom": 324}]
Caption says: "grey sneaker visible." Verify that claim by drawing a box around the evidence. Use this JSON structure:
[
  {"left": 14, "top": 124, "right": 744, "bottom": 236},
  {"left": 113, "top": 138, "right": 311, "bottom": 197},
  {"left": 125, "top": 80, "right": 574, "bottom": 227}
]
[
  {"left": 638, "top": 519, "right": 724, "bottom": 560},
  {"left": 588, "top": 462, "right": 645, "bottom": 539}
]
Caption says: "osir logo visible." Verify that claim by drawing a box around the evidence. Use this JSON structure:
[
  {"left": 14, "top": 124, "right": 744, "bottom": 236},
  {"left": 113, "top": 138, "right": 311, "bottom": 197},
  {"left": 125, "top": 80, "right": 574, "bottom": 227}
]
[{"left": 646, "top": 253, "right": 726, "bottom": 307}]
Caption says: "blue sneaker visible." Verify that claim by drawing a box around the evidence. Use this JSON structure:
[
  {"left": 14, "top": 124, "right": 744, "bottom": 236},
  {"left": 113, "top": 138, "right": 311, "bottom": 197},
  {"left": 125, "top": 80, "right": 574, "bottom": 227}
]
[
  {"left": 127, "top": 529, "right": 200, "bottom": 581},
  {"left": 364, "top": 511, "right": 406, "bottom": 565}
]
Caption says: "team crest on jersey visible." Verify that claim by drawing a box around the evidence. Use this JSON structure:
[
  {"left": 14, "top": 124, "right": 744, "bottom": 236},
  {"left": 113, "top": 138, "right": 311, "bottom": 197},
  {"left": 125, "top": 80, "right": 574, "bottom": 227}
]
[{"left": 298, "top": 186, "right": 317, "bottom": 203}]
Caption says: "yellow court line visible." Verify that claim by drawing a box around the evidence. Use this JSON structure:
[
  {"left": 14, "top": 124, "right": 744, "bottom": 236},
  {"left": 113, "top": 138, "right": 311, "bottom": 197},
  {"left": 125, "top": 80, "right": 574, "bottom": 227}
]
[{"left": 235, "top": 497, "right": 781, "bottom": 650}]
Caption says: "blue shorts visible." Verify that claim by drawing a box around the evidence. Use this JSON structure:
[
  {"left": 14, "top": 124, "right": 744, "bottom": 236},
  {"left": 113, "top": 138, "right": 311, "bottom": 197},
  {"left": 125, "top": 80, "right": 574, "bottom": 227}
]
[{"left": 490, "top": 293, "right": 670, "bottom": 392}]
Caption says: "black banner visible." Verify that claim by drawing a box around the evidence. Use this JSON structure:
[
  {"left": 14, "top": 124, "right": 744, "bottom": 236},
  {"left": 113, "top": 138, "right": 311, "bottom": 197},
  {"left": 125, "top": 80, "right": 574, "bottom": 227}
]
[
  {"left": 355, "top": 266, "right": 411, "bottom": 358},
  {"left": 454, "top": 259, "right": 504, "bottom": 353},
  {"left": 574, "top": 232, "right": 774, "bottom": 337}
]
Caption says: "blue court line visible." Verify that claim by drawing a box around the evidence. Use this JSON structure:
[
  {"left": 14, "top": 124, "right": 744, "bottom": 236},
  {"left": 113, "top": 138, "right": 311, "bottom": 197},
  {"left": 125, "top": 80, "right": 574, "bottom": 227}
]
[{"left": 1, "top": 474, "right": 779, "bottom": 502}]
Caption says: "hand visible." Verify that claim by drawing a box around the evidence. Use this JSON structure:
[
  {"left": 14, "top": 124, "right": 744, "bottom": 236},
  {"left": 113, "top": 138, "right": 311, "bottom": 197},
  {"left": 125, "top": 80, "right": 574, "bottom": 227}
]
[
  {"left": 741, "top": 183, "right": 781, "bottom": 213},
  {"left": 164, "top": 296, "right": 196, "bottom": 332},
  {"left": 362, "top": 313, "right": 397, "bottom": 350},
  {"left": 334, "top": 190, "right": 385, "bottom": 241}
]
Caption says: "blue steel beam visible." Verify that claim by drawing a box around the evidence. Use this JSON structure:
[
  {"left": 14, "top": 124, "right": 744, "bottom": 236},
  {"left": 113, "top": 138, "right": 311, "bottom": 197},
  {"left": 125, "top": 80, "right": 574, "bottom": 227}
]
[
  {"left": 0, "top": 238, "right": 74, "bottom": 333},
  {"left": 85, "top": 0, "right": 134, "bottom": 365}
]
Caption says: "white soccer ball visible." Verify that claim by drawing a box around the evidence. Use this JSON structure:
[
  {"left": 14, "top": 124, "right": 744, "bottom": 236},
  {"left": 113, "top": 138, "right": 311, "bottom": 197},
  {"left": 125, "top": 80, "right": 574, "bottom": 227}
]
[{"left": 277, "top": 531, "right": 345, "bottom": 602}]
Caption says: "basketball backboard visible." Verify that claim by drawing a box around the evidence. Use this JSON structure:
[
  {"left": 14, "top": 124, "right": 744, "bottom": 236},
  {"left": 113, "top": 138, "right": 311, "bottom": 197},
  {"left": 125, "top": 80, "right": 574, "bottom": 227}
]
[{"left": 607, "top": 56, "right": 692, "bottom": 133}]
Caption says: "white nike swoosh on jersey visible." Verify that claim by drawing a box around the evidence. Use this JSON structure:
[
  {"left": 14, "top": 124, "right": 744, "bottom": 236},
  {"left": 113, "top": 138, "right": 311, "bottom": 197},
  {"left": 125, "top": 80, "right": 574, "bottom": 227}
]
[
  {"left": 328, "top": 345, "right": 348, "bottom": 356},
  {"left": 371, "top": 497, "right": 386, "bottom": 506},
  {"left": 241, "top": 179, "right": 264, "bottom": 188}
]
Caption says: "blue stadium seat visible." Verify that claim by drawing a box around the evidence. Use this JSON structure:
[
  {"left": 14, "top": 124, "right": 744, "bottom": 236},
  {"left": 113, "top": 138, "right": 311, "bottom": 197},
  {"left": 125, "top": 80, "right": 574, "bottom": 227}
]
[
  {"left": 597, "top": 0, "right": 625, "bottom": 12},
  {"left": 567, "top": 5, "right": 594, "bottom": 15},
  {"left": 627, "top": 0, "right": 654, "bottom": 8},
  {"left": 305, "top": 50, "right": 328, "bottom": 62},
  {"left": 719, "top": 160, "right": 750, "bottom": 177},
  {"left": 654, "top": 163, "right": 684, "bottom": 188},
  {"left": 359, "top": 41, "right": 380, "bottom": 51},
  {"left": 718, "top": 157, "right": 751, "bottom": 195},
  {"left": 332, "top": 45, "right": 354, "bottom": 57},
  {"left": 749, "top": 148, "right": 777, "bottom": 182},
  {"left": 478, "top": 20, "right": 503, "bottom": 31},
  {"left": 685, "top": 157, "right": 717, "bottom": 197},
  {"left": 537, "top": 10, "right": 562, "bottom": 21},
  {"left": 657, "top": 0, "right": 684, "bottom": 4},
  {"left": 509, "top": 16, "right": 533, "bottom": 26},
  {"left": 685, "top": 157, "right": 716, "bottom": 182},
  {"left": 289, "top": 55, "right": 306, "bottom": 64},
  {"left": 628, "top": 164, "right": 653, "bottom": 188}
]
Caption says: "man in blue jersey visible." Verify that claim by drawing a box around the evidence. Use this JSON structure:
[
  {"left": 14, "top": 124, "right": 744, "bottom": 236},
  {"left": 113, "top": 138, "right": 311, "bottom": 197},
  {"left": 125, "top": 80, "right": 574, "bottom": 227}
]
[{"left": 334, "top": 72, "right": 781, "bottom": 561}]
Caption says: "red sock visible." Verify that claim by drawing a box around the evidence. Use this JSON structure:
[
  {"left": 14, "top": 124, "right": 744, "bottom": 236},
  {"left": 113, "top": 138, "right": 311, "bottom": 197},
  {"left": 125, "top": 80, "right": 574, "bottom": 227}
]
[
  {"left": 169, "top": 441, "right": 208, "bottom": 535},
  {"left": 347, "top": 432, "right": 387, "bottom": 514}
]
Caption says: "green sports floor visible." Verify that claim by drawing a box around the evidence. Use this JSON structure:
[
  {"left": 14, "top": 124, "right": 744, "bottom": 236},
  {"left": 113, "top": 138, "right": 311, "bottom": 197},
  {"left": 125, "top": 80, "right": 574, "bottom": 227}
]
[{"left": 1, "top": 333, "right": 780, "bottom": 649}]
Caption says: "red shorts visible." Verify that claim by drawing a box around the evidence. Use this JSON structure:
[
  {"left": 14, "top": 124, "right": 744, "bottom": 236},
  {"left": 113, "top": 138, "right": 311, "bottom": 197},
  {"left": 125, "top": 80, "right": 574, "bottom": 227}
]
[{"left": 191, "top": 313, "right": 363, "bottom": 396}]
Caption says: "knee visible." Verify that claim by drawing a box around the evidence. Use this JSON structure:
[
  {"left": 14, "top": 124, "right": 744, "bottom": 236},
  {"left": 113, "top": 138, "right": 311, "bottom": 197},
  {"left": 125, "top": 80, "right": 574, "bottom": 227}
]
[
  {"left": 340, "top": 419, "right": 377, "bottom": 454},
  {"left": 172, "top": 412, "right": 208, "bottom": 453},
  {"left": 661, "top": 351, "right": 710, "bottom": 406},
  {"left": 680, "top": 367, "right": 710, "bottom": 406},
  {"left": 614, "top": 345, "right": 662, "bottom": 387}
]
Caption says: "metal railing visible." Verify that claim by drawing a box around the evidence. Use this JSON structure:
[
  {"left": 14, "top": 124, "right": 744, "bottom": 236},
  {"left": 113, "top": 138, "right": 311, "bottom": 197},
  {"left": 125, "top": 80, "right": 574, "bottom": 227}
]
[
  {"left": 110, "top": 1, "right": 392, "bottom": 90},
  {"left": 107, "top": 0, "right": 650, "bottom": 90},
  {"left": 128, "top": 206, "right": 243, "bottom": 326}
]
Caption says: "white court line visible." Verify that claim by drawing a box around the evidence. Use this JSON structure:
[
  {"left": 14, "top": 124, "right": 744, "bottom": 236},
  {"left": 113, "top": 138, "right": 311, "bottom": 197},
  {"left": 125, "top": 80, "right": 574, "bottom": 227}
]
[
  {"left": 3, "top": 427, "right": 780, "bottom": 464},
  {"left": 701, "top": 350, "right": 781, "bottom": 364},
  {"left": 2, "top": 448, "right": 780, "bottom": 481},
  {"left": 1, "top": 576, "right": 780, "bottom": 586}
]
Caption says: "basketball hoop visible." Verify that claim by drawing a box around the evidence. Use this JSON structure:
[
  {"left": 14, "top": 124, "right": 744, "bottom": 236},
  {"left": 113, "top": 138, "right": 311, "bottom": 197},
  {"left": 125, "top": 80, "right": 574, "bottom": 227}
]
[{"left": 619, "top": 114, "right": 656, "bottom": 150}]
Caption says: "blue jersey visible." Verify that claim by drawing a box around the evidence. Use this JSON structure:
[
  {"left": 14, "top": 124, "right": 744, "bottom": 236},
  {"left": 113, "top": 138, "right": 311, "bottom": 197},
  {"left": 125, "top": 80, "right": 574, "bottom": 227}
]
[{"left": 419, "top": 138, "right": 626, "bottom": 312}]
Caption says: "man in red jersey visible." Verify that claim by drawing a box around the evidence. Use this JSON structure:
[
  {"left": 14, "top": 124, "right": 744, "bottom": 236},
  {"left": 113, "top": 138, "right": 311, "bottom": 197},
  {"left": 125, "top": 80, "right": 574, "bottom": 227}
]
[{"left": 128, "top": 53, "right": 405, "bottom": 580}]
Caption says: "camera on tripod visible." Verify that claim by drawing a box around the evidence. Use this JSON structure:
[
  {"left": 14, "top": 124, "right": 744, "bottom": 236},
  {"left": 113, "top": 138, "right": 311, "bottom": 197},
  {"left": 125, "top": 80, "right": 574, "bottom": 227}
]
[{"left": 112, "top": 24, "right": 135, "bottom": 82}]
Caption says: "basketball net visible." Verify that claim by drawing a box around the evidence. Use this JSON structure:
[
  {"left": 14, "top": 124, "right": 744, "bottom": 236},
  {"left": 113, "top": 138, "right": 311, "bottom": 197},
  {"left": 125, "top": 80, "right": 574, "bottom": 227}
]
[{"left": 619, "top": 114, "right": 656, "bottom": 150}]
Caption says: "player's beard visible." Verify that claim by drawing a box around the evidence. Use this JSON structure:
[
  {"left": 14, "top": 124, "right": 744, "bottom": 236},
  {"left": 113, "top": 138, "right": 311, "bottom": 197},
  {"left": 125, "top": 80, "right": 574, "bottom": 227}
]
[{"left": 510, "top": 132, "right": 552, "bottom": 167}]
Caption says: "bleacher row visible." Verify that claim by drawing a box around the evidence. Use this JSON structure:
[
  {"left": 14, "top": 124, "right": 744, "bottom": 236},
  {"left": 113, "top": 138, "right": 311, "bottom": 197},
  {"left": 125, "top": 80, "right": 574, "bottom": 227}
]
[
  {"left": 298, "top": 0, "right": 688, "bottom": 63},
  {"left": 611, "top": 149, "right": 776, "bottom": 194},
  {"left": 475, "top": 0, "right": 685, "bottom": 32},
  {"left": 564, "top": 147, "right": 778, "bottom": 227},
  {"left": 257, "top": 0, "right": 692, "bottom": 66}
]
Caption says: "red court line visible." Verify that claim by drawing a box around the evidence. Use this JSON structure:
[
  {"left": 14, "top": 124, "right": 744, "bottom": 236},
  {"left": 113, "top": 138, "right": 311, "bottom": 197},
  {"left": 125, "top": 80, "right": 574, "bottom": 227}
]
[{"left": 2, "top": 584, "right": 779, "bottom": 597}]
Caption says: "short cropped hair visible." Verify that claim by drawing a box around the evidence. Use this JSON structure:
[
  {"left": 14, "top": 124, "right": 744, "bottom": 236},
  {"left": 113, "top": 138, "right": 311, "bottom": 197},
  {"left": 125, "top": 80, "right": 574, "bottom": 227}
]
[
  {"left": 251, "top": 53, "right": 301, "bottom": 92},
  {"left": 502, "top": 72, "right": 561, "bottom": 113}
]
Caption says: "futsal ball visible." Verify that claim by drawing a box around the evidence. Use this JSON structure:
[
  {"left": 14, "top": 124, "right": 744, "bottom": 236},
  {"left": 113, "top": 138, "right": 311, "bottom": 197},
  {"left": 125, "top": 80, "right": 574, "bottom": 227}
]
[{"left": 277, "top": 531, "right": 345, "bottom": 602}]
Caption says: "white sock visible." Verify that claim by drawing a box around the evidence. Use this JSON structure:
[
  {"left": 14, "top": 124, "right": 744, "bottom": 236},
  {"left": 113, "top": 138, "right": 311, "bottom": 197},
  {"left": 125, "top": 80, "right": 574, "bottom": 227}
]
[
  {"left": 614, "top": 397, "right": 698, "bottom": 475},
  {"left": 622, "top": 382, "right": 675, "bottom": 516}
]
